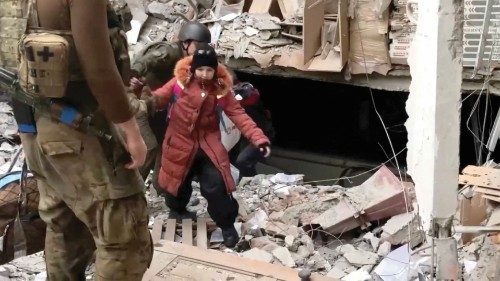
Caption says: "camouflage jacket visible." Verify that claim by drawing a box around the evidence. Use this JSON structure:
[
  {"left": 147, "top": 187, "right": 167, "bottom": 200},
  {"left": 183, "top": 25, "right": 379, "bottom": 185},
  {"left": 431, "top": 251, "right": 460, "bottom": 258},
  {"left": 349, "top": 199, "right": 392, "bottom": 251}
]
[{"left": 131, "top": 41, "right": 183, "bottom": 90}]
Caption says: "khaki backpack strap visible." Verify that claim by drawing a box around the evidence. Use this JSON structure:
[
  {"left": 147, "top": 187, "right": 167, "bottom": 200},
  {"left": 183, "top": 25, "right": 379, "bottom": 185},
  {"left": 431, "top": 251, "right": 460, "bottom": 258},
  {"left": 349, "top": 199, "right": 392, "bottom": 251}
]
[{"left": 27, "top": 0, "right": 40, "bottom": 28}]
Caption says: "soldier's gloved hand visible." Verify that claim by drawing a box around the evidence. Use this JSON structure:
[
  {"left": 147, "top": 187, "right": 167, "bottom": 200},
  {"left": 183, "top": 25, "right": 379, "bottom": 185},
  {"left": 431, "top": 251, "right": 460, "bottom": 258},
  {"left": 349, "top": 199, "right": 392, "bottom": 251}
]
[
  {"left": 259, "top": 144, "right": 271, "bottom": 158},
  {"left": 117, "top": 117, "right": 147, "bottom": 169}
]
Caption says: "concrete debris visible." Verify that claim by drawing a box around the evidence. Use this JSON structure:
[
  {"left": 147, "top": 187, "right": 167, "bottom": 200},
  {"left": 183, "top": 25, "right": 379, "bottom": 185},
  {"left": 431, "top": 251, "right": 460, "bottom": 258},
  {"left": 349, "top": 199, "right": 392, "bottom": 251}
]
[
  {"left": 318, "top": 246, "right": 339, "bottom": 263},
  {"left": 263, "top": 221, "right": 301, "bottom": 237},
  {"left": 330, "top": 257, "right": 358, "bottom": 276},
  {"left": 377, "top": 241, "right": 392, "bottom": 257},
  {"left": 363, "top": 232, "right": 380, "bottom": 251},
  {"left": 147, "top": 2, "right": 174, "bottom": 20},
  {"left": 250, "top": 236, "right": 276, "bottom": 249},
  {"left": 272, "top": 247, "right": 295, "bottom": 267},
  {"left": 0, "top": 102, "right": 18, "bottom": 139},
  {"left": 380, "top": 211, "right": 425, "bottom": 247},
  {"left": 240, "top": 248, "right": 274, "bottom": 263},
  {"left": 284, "top": 235, "right": 295, "bottom": 248},
  {"left": 0, "top": 266, "right": 9, "bottom": 281},
  {"left": 337, "top": 244, "right": 379, "bottom": 266},
  {"left": 270, "top": 173, "right": 304, "bottom": 185},
  {"left": 326, "top": 266, "right": 346, "bottom": 279},
  {"left": 467, "top": 235, "right": 499, "bottom": 281},
  {"left": 308, "top": 252, "right": 332, "bottom": 271},
  {"left": 341, "top": 269, "right": 371, "bottom": 281},
  {"left": 312, "top": 165, "right": 413, "bottom": 235}
]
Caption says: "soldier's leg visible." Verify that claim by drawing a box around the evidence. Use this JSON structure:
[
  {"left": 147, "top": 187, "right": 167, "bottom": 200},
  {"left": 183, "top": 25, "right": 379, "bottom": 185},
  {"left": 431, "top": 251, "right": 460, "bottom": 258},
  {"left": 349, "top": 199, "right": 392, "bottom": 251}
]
[
  {"left": 38, "top": 179, "right": 95, "bottom": 280},
  {"left": 31, "top": 116, "right": 152, "bottom": 280},
  {"left": 91, "top": 193, "right": 152, "bottom": 281},
  {"left": 20, "top": 133, "right": 95, "bottom": 280}
]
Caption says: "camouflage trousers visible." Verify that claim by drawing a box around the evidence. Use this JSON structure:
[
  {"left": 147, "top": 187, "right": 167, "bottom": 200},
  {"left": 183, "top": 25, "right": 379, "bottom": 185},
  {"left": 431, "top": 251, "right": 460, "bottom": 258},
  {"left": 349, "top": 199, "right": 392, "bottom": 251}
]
[{"left": 20, "top": 115, "right": 153, "bottom": 281}]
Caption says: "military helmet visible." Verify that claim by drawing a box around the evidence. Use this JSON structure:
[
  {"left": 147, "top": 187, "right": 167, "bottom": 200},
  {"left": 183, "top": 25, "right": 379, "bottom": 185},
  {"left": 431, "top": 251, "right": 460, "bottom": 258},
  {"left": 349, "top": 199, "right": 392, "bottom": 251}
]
[{"left": 178, "top": 21, "right": 211, "bottom": 43}]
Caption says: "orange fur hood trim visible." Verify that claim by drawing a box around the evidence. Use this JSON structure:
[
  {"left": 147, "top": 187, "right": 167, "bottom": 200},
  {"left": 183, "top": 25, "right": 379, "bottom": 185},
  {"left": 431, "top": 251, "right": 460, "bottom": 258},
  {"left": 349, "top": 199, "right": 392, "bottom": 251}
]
[{"left": 173, "top": 56, "right": 233, "bottom": 97}]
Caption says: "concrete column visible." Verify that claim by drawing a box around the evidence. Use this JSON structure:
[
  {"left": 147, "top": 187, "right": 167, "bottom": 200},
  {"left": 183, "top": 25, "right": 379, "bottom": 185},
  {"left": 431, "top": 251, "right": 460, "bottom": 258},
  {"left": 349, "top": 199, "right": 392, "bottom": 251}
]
[{"left": 405, "top": 0, "right": 462, "bottom": 278}]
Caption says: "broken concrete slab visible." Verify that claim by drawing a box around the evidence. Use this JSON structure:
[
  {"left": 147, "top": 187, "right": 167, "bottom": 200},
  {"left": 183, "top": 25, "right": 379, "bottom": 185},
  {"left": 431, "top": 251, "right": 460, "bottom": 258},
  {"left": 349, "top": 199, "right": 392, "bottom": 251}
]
[
  {"left": 250, "top": 236, "right": 274, "bottom": 249},
  {"left": 272, "top": 247, "right": 296, "bottom": 267},
  {"left": 326, "top": 266, "right": 346, "bottom": 279},
  {"left": 380, "top": 212, "right": 425, "bottom": 247},
  {"left": 308, "top": 252, "right": 332, "bottom": 271},
  {"left": 363, "top": 232, "right": 380, "bottom": 251},
  {"left": 338, "top": 244, "right": 379, "bottom": 266},
  {"left": 270, "top": 173, "right": 304, "bottom": 185},
  {"left": 296, "top": 245, "right": 314, "bottom": 260},
  {"left": 341, "top": 269, "right": 371, "bottom": 281},
  {"left": 377, "top": 241, "right": 392, "bottom": 257},
  {"left": 147, "top": 1, "right": 174, "bottom": 20},
  {"left": 285, "top": 235, "right": 295, "bottom": 248},
  {"left": 331, "top": 256, "right": 358, "bottom": 276},
  {"left": 318, "top": 246, "right": 339, "bottom": 263},
  {"left": 312, "top": 165, "right": 412, "bottom": 235},
  {"left": 241, "top": 248, "right": 274, "bottom": 263},
  {"left": 263, "top": 221, "right": 301, "bottom": 237}
]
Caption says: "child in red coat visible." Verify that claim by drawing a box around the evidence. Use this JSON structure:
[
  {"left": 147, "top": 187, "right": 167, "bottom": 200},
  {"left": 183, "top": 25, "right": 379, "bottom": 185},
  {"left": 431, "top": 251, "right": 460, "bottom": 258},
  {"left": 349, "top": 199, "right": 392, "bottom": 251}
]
[{"left": 153, "top": 44, "right": 271, "bottom": 247}]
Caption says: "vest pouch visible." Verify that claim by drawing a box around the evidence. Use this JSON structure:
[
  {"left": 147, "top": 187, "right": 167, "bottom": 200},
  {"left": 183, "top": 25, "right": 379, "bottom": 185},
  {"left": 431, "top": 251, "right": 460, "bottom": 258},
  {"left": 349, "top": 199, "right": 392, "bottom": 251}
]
[{"left": 19, "top": 33, "right": 69, "bottom": 98}]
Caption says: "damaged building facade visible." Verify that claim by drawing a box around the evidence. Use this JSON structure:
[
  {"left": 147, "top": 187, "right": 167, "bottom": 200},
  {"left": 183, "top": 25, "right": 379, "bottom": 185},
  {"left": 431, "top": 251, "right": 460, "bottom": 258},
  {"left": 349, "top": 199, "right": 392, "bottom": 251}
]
[{"left": 0, "top": 0, "right": 499, "bottom": 280}]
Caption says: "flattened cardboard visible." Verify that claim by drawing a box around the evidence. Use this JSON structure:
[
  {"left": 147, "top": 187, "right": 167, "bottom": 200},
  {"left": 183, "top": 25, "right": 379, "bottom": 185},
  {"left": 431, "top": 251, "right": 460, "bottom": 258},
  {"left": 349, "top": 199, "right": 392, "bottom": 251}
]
[
  {"left": 459, "top": 192, "right": 488, "bottom": 244},
  {"left": 303, "top": 0, "right": 325, "bottom": 64},
  {"left": 248, "top": 0, "right": 282, "bottom": 18},
  {"left": 277, "top": 0, "right": 301, "bottom": 19},
  {"left": 214, "top": 0, "right": 246, "bottom": 18}
]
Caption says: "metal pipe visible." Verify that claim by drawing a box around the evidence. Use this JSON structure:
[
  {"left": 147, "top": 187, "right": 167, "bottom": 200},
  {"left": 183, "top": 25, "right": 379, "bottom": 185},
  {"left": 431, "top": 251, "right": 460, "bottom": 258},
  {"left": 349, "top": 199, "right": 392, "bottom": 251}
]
[{"left": 453, "top": 225, "right": 500, "bottom": 234}]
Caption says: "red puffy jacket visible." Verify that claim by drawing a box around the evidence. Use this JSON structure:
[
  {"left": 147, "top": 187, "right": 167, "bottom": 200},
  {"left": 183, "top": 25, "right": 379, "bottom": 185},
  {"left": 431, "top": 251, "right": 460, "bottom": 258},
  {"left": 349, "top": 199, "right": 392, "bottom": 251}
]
[{"left": 153, "top": 57, "right": 269, "bottom": 196}]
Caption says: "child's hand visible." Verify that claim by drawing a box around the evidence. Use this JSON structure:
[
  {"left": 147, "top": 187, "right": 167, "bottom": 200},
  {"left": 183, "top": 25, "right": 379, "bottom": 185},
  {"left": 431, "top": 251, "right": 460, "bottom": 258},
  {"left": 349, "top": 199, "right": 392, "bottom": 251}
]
[
  {"left": 259, "top": 145, "right": 271, "bottom": 158},
  {"left": 130, "top": 77, "right": 145, "bottom": 96}
]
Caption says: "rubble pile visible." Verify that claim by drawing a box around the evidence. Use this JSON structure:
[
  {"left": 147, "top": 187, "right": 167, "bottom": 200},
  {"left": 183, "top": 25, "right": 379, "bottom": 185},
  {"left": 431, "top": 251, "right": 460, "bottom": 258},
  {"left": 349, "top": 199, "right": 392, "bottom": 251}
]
[
  {"left": 140, "top": 166, "right": 428, "bottom": 279},
  {"left": 0, "top": 100, "right": 22, "bottom": 174},
  {"left": 213, "top": 13, "right": 298, "bottom": 67}
]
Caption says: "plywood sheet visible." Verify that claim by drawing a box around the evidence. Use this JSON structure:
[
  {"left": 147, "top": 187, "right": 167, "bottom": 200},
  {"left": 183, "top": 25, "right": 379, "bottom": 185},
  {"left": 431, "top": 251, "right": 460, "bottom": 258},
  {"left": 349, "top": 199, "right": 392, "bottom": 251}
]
[{"left": 143, "top": 241, "right": 337, "bottom": 281}]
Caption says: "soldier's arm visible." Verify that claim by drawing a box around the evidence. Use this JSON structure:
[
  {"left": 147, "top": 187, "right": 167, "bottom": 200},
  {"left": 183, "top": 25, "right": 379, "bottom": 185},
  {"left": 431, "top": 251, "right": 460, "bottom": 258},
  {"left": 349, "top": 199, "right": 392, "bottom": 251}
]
[
  {"left": 70, "top": 0, "right": 146, "bottom": 169},
  {"left": 70, "top": 0, "right": 132, "bottom": 123}
]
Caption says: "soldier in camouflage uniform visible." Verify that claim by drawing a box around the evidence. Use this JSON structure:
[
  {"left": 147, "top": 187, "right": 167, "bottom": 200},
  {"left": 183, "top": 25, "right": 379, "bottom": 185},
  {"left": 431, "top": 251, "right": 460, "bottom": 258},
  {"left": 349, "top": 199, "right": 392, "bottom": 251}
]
[
  {"left": 2, "top": 0, "right": 152, "bottom": 280},
  {"left": 130, "top": 22, "right": 212, "bottom": 197}
]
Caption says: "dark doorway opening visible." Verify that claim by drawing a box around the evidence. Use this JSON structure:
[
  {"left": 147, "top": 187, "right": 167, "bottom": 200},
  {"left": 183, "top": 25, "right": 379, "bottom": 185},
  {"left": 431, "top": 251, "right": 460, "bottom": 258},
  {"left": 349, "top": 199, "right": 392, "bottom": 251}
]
[{"left": 235, "top": 71, "right": 500, "bottom": 174}]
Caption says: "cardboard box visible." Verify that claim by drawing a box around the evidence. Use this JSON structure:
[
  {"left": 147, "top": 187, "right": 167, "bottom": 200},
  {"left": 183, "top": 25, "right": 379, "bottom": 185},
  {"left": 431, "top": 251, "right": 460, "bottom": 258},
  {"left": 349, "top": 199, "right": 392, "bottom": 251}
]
[{"left": 275, "top": 0, "right": 349, "bottom": 72}]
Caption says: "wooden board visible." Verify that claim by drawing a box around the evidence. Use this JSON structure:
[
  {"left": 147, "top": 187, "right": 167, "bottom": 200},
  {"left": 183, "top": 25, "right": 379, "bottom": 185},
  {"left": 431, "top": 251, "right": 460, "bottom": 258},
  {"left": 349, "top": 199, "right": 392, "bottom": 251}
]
[
  {"left": 151, "top": 217, "right": 164, "bottom": 245},
  {"left": 459, "top": 165, "right": 500, "bottom": 190},
  {"left": 181, "top": 219, "right": 193, "bottom": 246},
  {"left": 476, "top": 187, "right": 500, "bottom": 197},
  {"left": 196, "top": 218, "right": 208, "bottom": 249},
  {"left": 482, "top": 194, "right": 500, "bottom": 203},
  {"left": 143, "top": 241, "right": 337, "bottom": 281},
  {"left": 164, "top": 219, "right": 177, "bottom": 242}
]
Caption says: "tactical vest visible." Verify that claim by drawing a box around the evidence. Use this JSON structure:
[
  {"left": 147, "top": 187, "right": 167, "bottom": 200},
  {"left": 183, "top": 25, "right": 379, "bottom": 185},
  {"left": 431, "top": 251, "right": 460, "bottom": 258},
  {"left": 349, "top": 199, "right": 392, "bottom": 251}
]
[{"left": 0, "top": 0, "right": 131, "bottom": 97}]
